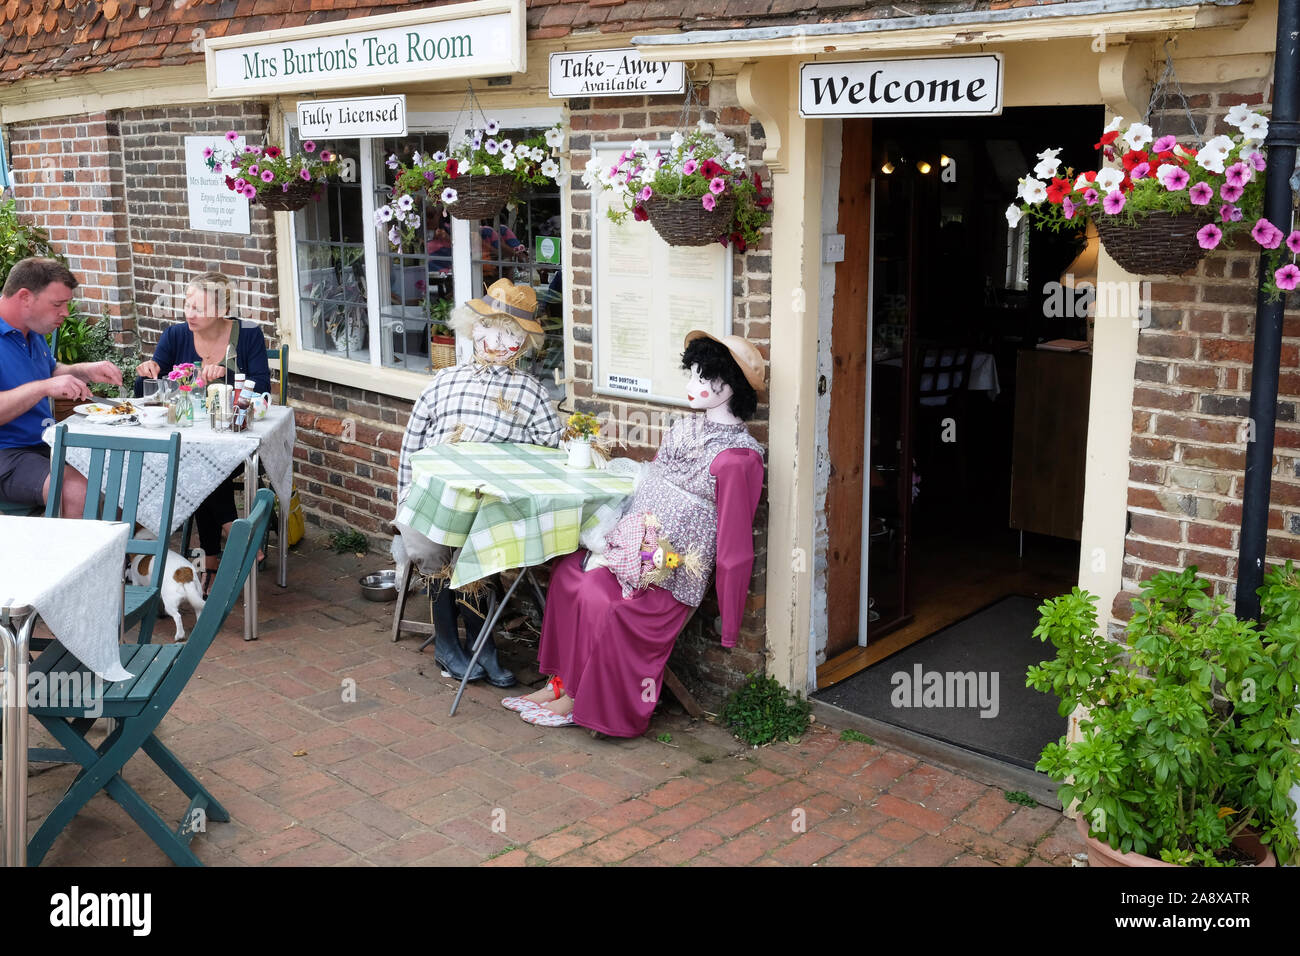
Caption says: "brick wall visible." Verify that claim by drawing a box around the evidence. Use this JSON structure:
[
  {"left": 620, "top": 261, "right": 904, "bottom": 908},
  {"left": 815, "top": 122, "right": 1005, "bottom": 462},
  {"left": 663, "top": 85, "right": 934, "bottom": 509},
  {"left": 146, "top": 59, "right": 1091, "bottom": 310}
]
[
  {"left": 7, "top": 111, "right": 134, "bottom": 326},
  {"left": 567, "top": 78, "right": 772, "bottom": 704},
  {"left": 1115, "top": 82, "right": 1300, "bottom": 625}
]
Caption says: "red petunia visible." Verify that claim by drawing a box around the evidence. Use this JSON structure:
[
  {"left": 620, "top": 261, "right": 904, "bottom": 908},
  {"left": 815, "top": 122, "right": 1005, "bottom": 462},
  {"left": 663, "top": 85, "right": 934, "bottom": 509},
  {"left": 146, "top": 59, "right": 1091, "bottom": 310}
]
[
  {"left": 264, "top": 146, "right": 282, "bottom": 158},
  {"left": 1095, "top": 130, "right": 1120, "bottom": 150},
  {"left": 1121, "top": 149, "right": 1149, "bottom": 171},
  {"left": 633, "top": 204, "right": 649, "bottom": 222},
  {"left": 1120, "top": 174, "right": 1133, "bottom": 193},
  {"left": 752, "top": 171, "right": 762, "bottom": 191},
  {"left": 728, "top": 231, "right": 747, "bottom": 252},
  {"left": 1046, "top": 177, "right": 1073, "bottom": 204},
  {"left": 699, "top": 159, "right": 724, "bottom": 180},
  {"left": 224, "top": 175, "right": 235, "bottom": 189},
  {"left": 446, "top": 159, "right": 458, "bottom": 179}
]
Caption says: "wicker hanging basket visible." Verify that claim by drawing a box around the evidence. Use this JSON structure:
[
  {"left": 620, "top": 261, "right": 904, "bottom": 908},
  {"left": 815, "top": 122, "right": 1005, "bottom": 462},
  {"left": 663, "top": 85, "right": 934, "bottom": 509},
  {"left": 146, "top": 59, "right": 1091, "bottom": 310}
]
[
  {"left": 430, "top": 334, "right": 458, "bottom": 371},
  {"left": 1094, "top": 210, "right": 1211, "bottom": 276},
  {"left": 644, "top": 193, "right": 737, "bottom": 247},
  {"left": 440, "top": 174, "right": 516, "bottom": 220},
  {"left": 257, "top": 179, "right": 322, "bottom": 213}
]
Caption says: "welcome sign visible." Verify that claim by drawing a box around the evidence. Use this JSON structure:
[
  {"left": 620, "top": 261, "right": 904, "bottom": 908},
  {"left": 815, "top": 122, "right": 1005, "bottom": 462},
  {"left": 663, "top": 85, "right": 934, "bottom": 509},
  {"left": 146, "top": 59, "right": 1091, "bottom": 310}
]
[
  {"left": 205, "top": 0, "right": 525, "bottom": 98},
  {"left": 799, "top": 54, "right": 1003, "bottom": 118}
]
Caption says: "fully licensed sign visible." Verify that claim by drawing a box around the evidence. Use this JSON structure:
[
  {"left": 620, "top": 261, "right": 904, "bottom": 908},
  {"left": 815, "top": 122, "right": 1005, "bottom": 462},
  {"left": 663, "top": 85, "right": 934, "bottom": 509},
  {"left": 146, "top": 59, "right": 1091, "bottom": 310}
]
[
  {"left": 205, "top": 0, "right": 525, "bottom": 98},
  {"left": 548, "top": 48, "right": 686, "bottom": 97},
  {"left": 298, "top": 95, "right": 407, "bottom": 138},
  {"left": 799, "top": 54, "right": 1003, "bottom": 118}
]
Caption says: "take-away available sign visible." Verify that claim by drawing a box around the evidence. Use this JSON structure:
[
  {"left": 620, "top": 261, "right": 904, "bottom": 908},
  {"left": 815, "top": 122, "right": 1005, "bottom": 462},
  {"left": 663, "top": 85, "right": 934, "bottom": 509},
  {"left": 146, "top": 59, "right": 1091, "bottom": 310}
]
[
  {"left": 549, "top": 48, "right": 686, "bottom": 97},
  {"left": 799, "top": 54, "right": 1003, "bottom": 118}
]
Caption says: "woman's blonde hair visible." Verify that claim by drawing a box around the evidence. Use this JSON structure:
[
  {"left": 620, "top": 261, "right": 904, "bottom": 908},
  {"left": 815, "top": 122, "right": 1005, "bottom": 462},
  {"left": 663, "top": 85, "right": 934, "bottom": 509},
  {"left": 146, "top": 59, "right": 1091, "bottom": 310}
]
[{"left": 185, "top": 271, "right": 237, "bottom": 317}]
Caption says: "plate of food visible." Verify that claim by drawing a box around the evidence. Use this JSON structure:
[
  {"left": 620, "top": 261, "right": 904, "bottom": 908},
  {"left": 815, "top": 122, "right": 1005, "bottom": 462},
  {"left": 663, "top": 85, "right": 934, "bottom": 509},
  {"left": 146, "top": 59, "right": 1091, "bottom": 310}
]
[{"left": 75, "top": 401, "right": 137, "bottom": 416}]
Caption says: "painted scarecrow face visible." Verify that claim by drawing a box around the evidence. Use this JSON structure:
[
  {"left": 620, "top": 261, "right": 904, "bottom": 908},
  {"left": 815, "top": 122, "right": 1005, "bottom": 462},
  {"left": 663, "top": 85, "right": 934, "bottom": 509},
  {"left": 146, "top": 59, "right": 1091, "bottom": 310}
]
[
  {"left": 685, "top": 364, "right": 734, "bottom": 412},
  {"left": 472, "top": 318, "right": 526, "bottom": 365}
]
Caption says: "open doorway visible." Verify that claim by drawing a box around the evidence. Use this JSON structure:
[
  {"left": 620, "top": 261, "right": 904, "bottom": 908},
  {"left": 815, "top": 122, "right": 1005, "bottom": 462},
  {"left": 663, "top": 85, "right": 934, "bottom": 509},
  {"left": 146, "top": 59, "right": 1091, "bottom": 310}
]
[{"left": 816, "top": 106, "right": 1102, "bottom": 768}]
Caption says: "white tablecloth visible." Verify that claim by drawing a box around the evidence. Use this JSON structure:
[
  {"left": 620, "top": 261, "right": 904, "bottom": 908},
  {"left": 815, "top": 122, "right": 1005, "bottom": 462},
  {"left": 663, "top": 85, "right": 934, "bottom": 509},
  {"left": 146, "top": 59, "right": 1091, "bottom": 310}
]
[
  {"left": 43, "top": 406, "right": 296, "bottom": 536},
  {"left": 0, "top": 517, "right": 132, "bottom": 681}
]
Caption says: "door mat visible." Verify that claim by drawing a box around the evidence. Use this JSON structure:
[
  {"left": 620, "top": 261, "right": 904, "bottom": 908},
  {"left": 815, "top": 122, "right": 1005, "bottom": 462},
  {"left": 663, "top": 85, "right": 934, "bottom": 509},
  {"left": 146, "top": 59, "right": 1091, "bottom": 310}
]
[{"left": 813, "top": 595, "right": 1065, "bottom": 770}]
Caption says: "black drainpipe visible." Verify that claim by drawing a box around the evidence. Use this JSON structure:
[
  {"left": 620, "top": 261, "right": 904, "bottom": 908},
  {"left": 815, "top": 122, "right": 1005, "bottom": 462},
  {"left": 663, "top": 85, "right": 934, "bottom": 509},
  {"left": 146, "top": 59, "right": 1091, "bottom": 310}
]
[{"left": 1234, "top": 0, "right": 1300, "bottom": 620}]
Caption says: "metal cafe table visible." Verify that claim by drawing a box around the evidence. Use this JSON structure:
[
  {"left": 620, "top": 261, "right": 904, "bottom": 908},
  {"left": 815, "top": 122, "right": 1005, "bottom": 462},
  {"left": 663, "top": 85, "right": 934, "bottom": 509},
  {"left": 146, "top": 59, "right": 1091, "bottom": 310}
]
[
  {"left": 392, "top": 442, "right": 634, "bottom": 715},
  {"left": 0, "top": 516, "right": 132, "bottom": 867},
  {"left": 43, "top": 405, "right": 297, "bottom": 641}
]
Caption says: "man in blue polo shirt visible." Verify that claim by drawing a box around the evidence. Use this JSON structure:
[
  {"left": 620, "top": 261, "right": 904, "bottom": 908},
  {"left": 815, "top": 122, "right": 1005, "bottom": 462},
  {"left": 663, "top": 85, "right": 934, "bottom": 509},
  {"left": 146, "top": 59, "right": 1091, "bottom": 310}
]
[{"left": 0, "top": 257, "right": 123, "bottom": 515}]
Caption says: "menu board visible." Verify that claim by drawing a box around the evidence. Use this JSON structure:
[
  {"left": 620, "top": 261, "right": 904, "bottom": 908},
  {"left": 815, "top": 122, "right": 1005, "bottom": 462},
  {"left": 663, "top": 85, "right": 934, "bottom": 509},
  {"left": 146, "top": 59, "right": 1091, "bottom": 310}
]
[{"left": 591, "top": 142, "right": 732, "bottom": 407}]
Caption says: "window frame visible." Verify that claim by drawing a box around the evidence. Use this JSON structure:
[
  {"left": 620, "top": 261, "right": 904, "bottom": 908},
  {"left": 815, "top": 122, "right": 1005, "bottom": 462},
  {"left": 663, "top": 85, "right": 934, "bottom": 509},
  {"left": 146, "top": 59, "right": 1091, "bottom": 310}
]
[{"left": 283, "top": 104, "right": 568, "bottom": 400}]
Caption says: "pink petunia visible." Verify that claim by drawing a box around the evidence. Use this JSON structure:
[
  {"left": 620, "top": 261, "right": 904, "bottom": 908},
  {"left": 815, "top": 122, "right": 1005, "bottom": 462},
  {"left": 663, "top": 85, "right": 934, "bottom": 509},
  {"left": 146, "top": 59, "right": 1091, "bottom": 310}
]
[
  {"left": 1103, "top": 190, "right": 1126, "bottom": 214},
  {"left": 261, "top": 170, "right": 274, "bottom": 182},
  {"left": 1188, "top": 182, "right": 1213, "bottom": 205},
  {"left": 1083, "top": 188, "right": 1099, "bottom": 206},
  {"left": 1224, "top": 162, "right": 1251, "bottom": 187},
  {"left": 683, "top": 159, "right": 698, "bottom": 176},
  {"left": 1252, "top": 218, "right": 1284, "bottom": 249},
  {"left": 1062, "top": 197, "right": 1076, "bottom": 220},
  {"left": 1152, "top": 135, "right": 1177, "bottom": 153},
  {"left": 243, "top": 185, "right": 257, "bottom": 199},
  {"left": 281, "top": 183, "right": 290, "bottom": 193},
  {"left": 203, "top": 146, "right": 213, "bottom": 159},
  {"left": 1220, "top": 182, "right": 1244, "bottom": 202},
  {"left": 638, "top": 185, "right": 653, "bottom": 202},
  {"left": 1162, "top": 167, "right": 1190, "bottom": 191},
  {"left": 248, "top": 165, "right": 259, "bottom": 177},
  {"left": 1248, "top": 151, "right": 1267, "bottom": 171},
  {"left": 1197, "top": 223, "right": 1223, "bottom": 250},
  {"left": 1287, "top": 230, "right": 1300, "bottom": 255},
  {"left": 1220, "top": 204, "right": 1242, "bottom": 223},
  {"left": 233, "top": 178, "right": 247, "bottom": 191},
  {"left": 299, "top": 168, "right": 312, "bottom": 181},
  {"left": 1131, "top": 162, "right": 1150, "bottom": 180},
  {"left": 225, "top": 130, "right": 238, "bottom": 142},
  {"left": 709, "top": 176, "right": 726, "bottom": 195},
  {"left": 303, "top": 141, "right": 316, "bottom": 153},
  {"left": 1276, "top": 264, "right": 1300, "bottom": 291},
  {"left": 701, "top": 193, "right": 717, "bottom": 212},
  {"left": 319, "top": 150, "right": 334, "bottom": 162}
]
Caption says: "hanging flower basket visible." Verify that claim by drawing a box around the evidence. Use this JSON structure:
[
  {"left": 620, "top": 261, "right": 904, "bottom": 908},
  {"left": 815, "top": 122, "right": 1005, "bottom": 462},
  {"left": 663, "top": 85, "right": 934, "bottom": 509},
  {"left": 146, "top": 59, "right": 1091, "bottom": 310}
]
[
  {"left": 257, "top": 179, "right": 322, "bottom": 213},
  {"left": 1094, "top": 210, "right": 1212, "bottom": 276},
  {"left": 437, "top": 173, "right": 516, "bottom": 220},
  {"left": 644, "top": 192, "right": 737, "bottom": 246}
]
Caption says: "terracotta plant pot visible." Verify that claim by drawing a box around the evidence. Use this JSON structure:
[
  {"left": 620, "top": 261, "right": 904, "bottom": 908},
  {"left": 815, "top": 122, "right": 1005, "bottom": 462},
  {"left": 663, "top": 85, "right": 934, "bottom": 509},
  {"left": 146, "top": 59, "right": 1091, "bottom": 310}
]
[{"left": 1075, "top": 814, "right": 1276, "bottom": 867}]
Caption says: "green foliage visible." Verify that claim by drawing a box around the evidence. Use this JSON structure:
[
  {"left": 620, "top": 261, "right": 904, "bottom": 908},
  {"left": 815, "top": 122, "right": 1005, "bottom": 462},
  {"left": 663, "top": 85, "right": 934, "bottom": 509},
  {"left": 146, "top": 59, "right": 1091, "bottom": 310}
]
[
  {"left": 656, "top": 732, "right": 673, "bottom": 744},
  {"left": 722, "top": 672, "right": 811, "bottom": 746},
  {"left": 839, "top": 728, "right": 875, "bottom": 744},
  {"left": 1004, "top": 790, "right": 1037, "bottom": 807},
  {"left": 0, "top": 196, "right": 61, "bottom": 276},
  {"left": 329, "top": 528, "right": 369, "bottom": 554},
  {"left": 1028, "top": 565, "right": 1300, "bottom": 866}
]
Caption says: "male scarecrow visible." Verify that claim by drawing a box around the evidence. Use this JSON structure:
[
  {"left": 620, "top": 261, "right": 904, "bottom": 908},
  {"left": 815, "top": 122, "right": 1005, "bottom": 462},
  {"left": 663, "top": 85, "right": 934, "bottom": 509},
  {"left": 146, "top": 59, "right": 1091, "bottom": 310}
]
[{"left": 395, "top": 278, "right": 564, "bottom": 686}]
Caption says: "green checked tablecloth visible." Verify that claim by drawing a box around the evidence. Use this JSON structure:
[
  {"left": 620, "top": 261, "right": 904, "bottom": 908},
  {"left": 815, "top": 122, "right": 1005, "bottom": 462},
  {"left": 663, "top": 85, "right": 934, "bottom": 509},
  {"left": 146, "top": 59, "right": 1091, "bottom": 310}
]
[{"left": 394, "top": 442, "right": 635, "bottom": 588}]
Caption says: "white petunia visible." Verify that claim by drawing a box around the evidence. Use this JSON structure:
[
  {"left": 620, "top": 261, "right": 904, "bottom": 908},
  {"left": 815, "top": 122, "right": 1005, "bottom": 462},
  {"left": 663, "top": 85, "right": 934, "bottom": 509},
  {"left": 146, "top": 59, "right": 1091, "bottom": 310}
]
[
  {"left": 396, "top": 194, "right": 414, "bottom": 212},
  {"left": 726, "top": 152, "right": 746, "bottom": 171},
  {"left": 1155, "top": 163, "right": 1181, "bottom": 186},
  {"left": 479, "top": 165, "right": 491, "bottom": 176},
  {"left": 388, "top": 225, "right": 402, "bottom": 246},
  {"left": 638, "top": 166, "right": 654, "bottom": 184},
  {"left": 541, "top": 159, "right": 560, "bottom": 179},
  {"left": 485, "top": 139, "right": 499, "bottom": 155},
  {"left": 669, "top": 131, "right": 684, "bottom": 149},
  {"left": 432, "top": 151, "right": 447, "bottom": 162},
  {"left": 1019, "top": 178, "right": 1048, "bottom": 204},
  {"left": 1094, "top": 168, "right": 1124, "bottom": 193},
  {"left": 1123, "top": 123, "right": 1153, "bottom": 151},
  {"left": 1074, "top": 173, "right": 1093, "bottom": 190},
  {"left": 412, "top": 152, "right": 422, "bottom": 166},
  {"left": 376, "top": 205, "right": 394, "bottom": 223},
  {"left": 1005, "top": 204, "right": 1024, "bottom": 228},
  {"left": 530, "top": 148, "right": 544, "bottom": 163},
  {"left": 485, "top": 120, "right": 500, "bottom": 135},
  {"left": 1205, "top": 135, "right": 1235, "bottom": 155},
  {"left": 499, "top": 139, "right": 512, "bottom": 154},
  {"left": 1239, "top": 113, "right": 1269, "bottom": 142},
  {"left": 1225, "top": 103, "right": 1253, "bottom": 128},
  {"left": 515, "top": 142, "right": 531, "bottom": 157},
  {"left": 1196, "top": 148, "right": 1228, "bottom": 174},
  {"left": 441, "top": 187, "right": 458, "bottom": 204},
  {"left": 1103, "top": 115, "right": 1123, "bottom": 134},
  {"left": 502, "top": 153, "right": 519, "bottom": 172},
  {"left": 1033, "top": 156, "right": 1061, "bottom": 179},
  {"left": 385, "top": 154, "right": 399, "bottom": 170},
  {"left": 545, "top": 126, "right": 563, "bottom": 148}
]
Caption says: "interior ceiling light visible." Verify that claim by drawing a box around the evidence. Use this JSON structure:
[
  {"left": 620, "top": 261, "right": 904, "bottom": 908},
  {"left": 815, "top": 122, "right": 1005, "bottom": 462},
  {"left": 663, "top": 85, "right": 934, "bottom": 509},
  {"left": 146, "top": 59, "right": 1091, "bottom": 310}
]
[
  {"left": 917, "top": 161, "right": 932, "bottom": 174},
  {"left": 941, "top": 154, "right": 952, "bottom": 167},
  {"left": 881, "top": 160, "right": 895, "bottom": 174}
]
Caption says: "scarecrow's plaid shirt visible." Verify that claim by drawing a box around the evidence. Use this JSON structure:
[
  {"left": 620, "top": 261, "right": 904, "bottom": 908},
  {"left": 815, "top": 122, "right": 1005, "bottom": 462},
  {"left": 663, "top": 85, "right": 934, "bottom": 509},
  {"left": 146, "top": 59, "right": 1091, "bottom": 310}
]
[{"left": 397, "top": 361, "right": 564, "bottom": 505}]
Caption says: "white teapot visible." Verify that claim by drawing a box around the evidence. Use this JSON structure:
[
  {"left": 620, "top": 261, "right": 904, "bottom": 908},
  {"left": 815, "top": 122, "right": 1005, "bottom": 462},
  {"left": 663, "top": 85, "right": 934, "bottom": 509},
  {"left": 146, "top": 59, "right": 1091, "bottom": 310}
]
[{"left": 250, "top": 391, "right": 273, "bottom": 419}]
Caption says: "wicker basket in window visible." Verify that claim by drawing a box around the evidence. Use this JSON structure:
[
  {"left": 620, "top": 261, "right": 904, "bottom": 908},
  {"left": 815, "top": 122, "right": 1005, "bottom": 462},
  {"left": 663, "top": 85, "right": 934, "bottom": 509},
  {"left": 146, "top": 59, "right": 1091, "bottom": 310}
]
[
  {"left": 643, "top": 193, "right": 737, "bottom": 247},
  {"left": 1094, "top": 210, "right": 1211, "bottom": 276},
  {"left": 439, "top": 174, "right": 516, "bottom": 220},
  {"left": 431, "top": 334, "right": 458, "bottom": 371},
  {"left": 258, "top": 179, "right": 322, "bottom": 213}
]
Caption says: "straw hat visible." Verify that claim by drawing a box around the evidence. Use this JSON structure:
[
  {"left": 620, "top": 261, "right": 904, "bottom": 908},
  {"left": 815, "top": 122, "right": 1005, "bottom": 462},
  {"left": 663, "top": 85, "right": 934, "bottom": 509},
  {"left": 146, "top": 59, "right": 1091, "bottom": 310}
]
[
  {"left": 466, "top": 278, "right": 544, "bottom": 333},
  {"left": 683, "top": 330, "right": 767, "bottom": 394}
]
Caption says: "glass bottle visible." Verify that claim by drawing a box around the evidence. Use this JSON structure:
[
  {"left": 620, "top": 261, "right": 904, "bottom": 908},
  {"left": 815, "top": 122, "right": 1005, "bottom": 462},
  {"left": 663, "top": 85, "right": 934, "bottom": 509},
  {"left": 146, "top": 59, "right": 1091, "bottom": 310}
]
[{"left": 175, "top": 384, "right": 194, "bottom": 428}]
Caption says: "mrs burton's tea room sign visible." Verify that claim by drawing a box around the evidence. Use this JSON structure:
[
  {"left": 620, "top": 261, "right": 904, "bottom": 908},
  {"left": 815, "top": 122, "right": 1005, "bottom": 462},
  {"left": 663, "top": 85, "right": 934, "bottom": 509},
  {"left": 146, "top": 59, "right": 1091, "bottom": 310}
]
[
  {"left": 800, "top": 54, "right": 1003, "bottom": 118},
  {"left": 204, "top": 0, "right": 526, "bottom": 98}
]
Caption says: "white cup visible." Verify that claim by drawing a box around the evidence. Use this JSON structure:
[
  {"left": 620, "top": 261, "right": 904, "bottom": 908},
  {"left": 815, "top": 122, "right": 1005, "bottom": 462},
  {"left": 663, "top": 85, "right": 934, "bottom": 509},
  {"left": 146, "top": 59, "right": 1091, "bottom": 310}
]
[{"left": 140, "top": 406, "right": 168, "bottom": 428}]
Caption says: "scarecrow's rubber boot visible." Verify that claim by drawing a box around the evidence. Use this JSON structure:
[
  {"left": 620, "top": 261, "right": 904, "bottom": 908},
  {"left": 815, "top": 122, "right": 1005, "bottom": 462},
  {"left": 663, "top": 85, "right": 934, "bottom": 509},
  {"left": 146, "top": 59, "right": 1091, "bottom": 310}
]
[
  {"left": 430, "top": 584, "right": 486, "bottom": 682},
  {"left": 461, "top": 588, "right": 516, "bottom": 689}
]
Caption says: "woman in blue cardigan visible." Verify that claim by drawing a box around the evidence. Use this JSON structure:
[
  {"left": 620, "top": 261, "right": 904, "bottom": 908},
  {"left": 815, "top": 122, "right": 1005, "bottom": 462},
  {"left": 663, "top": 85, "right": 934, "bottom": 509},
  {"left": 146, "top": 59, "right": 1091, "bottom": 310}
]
[{"left": 136, "top": 272, "right": 271, "bottom": 593}]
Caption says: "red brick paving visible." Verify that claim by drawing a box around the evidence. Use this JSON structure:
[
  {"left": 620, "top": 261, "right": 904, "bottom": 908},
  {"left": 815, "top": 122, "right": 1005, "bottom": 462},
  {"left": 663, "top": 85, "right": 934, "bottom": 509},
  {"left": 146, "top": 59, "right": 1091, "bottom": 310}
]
[{"left": 21, "top": 537, "right": 1081, "bottom": 867}]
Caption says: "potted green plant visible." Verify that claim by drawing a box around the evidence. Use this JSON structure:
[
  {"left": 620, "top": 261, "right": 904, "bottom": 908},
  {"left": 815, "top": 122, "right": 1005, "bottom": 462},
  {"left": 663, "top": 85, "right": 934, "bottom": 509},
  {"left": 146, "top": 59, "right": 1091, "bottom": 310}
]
[
  {"left": 584, "top": 120, "right": 772, "bottom": 249},
  {"left": 1028, "top": 565, "right": 1300, "bottom": 866},
  {"left": 207, "top": 131, "right": 342, "bottom": 212},
  {"left": 1006, "top": 104, "right": 1299, "bottom": 294}
]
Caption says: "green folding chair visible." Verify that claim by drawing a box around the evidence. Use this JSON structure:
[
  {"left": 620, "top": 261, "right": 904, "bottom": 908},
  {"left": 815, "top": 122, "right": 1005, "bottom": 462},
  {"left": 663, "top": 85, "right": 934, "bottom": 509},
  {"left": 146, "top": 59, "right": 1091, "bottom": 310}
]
[
  {"left": 46, "top": 424, "right": 181, "bottom": 645},
  {"left": 24, "top": 489, "right": 274, "bottom": 866}
]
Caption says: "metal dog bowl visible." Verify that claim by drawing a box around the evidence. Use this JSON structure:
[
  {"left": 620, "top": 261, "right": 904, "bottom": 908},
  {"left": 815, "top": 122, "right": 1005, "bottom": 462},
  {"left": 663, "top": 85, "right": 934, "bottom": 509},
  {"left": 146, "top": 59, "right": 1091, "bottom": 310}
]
[{"left": 359, "top": 569, "right": 399, "bottom": 602}]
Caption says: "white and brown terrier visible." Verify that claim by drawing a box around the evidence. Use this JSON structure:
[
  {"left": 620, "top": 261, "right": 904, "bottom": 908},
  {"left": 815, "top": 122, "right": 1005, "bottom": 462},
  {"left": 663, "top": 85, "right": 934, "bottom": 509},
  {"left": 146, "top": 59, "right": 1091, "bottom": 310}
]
[{"left": 127, "top": 548, "right": 206, "bottom": 642}]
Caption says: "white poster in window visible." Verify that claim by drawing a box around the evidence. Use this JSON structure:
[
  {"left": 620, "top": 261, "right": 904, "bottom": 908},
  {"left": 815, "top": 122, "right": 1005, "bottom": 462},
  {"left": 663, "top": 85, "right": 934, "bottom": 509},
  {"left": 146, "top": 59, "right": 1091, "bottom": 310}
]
[
  {"left": 185, "top": 136, "right": 250, "bottom": 234},
  {"left": 592, "top": 141, "right": 731, "bottom": 407}
]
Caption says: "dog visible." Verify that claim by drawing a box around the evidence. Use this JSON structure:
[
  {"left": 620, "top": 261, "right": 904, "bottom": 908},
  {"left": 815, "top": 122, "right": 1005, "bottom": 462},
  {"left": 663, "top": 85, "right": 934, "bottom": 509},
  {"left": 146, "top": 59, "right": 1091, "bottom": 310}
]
[{"left": 128, "top": 549, "right": 206, "bottom": 642}]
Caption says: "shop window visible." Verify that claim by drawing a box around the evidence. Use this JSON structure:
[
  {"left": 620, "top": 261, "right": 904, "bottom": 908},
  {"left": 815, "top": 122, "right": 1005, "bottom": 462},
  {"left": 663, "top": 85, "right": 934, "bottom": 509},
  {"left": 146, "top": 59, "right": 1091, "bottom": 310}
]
[{"left": 289, "top": 114, "right": 565, "bottom": 392}]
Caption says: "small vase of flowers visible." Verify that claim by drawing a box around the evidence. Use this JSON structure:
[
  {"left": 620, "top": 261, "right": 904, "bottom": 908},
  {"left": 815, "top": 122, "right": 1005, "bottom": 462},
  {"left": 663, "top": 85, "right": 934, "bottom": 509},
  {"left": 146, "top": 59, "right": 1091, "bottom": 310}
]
[
  {"left": 206, "top": 131, "right": 341, "bottom": 212},
  {"left": 1007, "top": 104, "right": 1299, "bottom": 296},
  {"left": 584, "top": 120, "right": 772, "bottom": 249},
  {"left": 563, "top": 411, "right": 601, "bottom": 469},
  {"left": 377, "top": 121, "right": 565, "bottom": 246}
]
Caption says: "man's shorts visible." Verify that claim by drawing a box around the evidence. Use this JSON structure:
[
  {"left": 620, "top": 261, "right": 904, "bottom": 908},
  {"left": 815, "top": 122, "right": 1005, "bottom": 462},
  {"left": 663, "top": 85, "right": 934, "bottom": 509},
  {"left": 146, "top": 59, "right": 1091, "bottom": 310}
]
[{"left": 0, "top": 444, "right": 52, "bottom": 507}]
